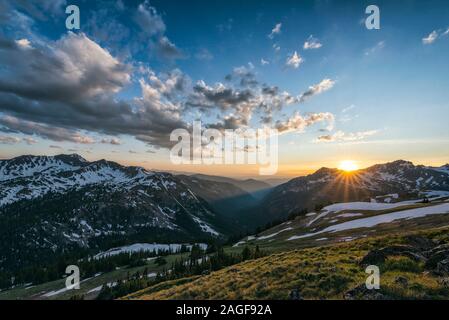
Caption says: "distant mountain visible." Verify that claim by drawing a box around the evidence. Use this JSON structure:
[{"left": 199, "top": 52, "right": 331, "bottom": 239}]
[
  {"left": 177, "top": 175, "right": 262, "bottom": 230},
  {"left": 189, "top": 174, "right": 272, "bottom": 194},
  {"left": 0, "top": 154, "right": 229, "bottom": 271},
  {"left": 260, "top": 177, "right": 291, "bottom": 187},
  {"left": 3, "top": 155, "right": 449, "bottom": 273},
  {"left": 257, "top": 160, "right": 449, "bottom": 224}
]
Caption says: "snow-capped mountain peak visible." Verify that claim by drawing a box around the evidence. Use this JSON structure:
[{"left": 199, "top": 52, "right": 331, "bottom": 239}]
[
  {"left": 0, "top": 154, "right": 87, "bottom": 182},
  {"left": 258, "top": 160, "right": 449, "bottom": 224},
  {"left": 0, "top": 154, "right": 223, "bottom": 271}
]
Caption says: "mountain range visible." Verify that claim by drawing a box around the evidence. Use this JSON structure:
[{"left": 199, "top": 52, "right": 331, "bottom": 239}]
[
  {"left": 0, "top": 154, "right": 232, "bottom": 271},
  {"left": 258, "top": 160, "right": 449, "bottom": 224},
  {"left": 1, "top": 154, "right": 449, "bottom": 274}
]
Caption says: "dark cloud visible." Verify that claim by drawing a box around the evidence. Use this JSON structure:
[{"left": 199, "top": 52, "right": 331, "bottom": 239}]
[
  {"left": 0, "top": 135, "right": 21, "bottom": 144},
  {"left": 208, "top": 115, "right": 248, "bottom": 131},
  {"left": 0, "top": 2, "right": 337, "bottom": 149},
  {"left": 84, "top": 8, "right": 133, "bottom": 59},
  {"left": 156, "top": 36, "right": 184, "bottom": 60},
  {"left": 262, "top": 85, "right": 279, "bottom": 96},
  {"left": 81, "top": 1, "right": 181, "bottom": 62},
  {"left": 0, "top": 116, "right": 95, "bottom": 144},
  {"left": 0, "top": 32, "right": 187, "bottom": 148},
  {"left": 134, "top": 0, "right": 166, "bottom": 36},
  {"left": 0, "top": 33, "right": 131, "bottom": 103},
  {"left": 189, "top": 81, "right": 254, "bottom": 111},
  {"left": 225, "top": 65, "right": 258, "bottom": 87}
]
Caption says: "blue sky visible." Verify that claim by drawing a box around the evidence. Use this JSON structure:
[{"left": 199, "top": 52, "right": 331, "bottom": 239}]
[{"left": 0, "top": 0, "right": 448, "bottom": 177}]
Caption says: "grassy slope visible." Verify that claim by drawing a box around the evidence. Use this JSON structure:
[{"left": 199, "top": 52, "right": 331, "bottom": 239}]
[
  {"left": 123, "top": 227, "right": 449, "bottom": 300},
  {"left": 229, "top": 200, "right": 449, "bottom": 252},
  {"left": 3, "top": 199, "right": 449, "bottom": 300},
  {"left": 0, "top": 251, "right": 192, "bottom": 300}
]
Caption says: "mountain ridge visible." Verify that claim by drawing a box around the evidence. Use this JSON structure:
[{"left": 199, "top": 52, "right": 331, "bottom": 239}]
[
  {"left": 258, "top": 159, "right": 449, "bottom": 223},
  {"left": 0, "top": 154, "right": 230, "bottom": 272}
]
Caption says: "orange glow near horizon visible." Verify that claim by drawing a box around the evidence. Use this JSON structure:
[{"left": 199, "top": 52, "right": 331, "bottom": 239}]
[{"left": 82, "top": 155, "right": 449, "bottom": 179}]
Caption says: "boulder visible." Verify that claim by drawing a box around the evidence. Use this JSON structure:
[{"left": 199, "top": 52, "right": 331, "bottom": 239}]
[
  {"left": 289, "top": 288, "right": 303, "bottom": 300},
  {"left": 360, "top": 245, "right": 426, "bottom": 266},
  {"left": 405, "top": 235, "right": 436, "bottom": 250},
  {"left": 344, "top": 284, "right": 388, "bottom": 300},
  {"left": 424, "top": 248, "right": 449, "bottom": 270},
  {"left": 436, "top": 259, "right": 449, "bottom": 276},
  {"left": 394, "top": 276, "right": 408, "bottom": 287}
]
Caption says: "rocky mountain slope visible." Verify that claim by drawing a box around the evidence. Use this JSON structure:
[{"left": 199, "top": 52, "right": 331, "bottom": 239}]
[
  {"left": 125, "top": 227, "right": 449, "bottom": 300},
  {"left": 190, "top": 174, "right": 272, "bottom": 195},
  {"left": 0, "top": 154, "right": 230, "bottom": 271},
  {"left": 259, "top": 160, "right": 449, "bottom": 223}
]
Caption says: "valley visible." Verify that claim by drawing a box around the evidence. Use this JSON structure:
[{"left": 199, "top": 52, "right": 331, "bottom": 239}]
[{"left": 1, "top": 154, "right": 449, "bottom": 300}]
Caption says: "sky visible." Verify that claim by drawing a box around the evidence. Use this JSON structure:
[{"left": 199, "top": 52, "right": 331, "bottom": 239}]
[{"left": 0, "top": 0, "right": 448, "bottom": 178}]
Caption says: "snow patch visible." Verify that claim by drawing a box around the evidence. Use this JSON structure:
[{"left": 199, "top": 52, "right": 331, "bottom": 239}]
[
  {"left": 288, "top": 203, "right": 449, "bottom": 240},
  {"left": 94, "top": 243, "right": 208, "bottom": 259}
]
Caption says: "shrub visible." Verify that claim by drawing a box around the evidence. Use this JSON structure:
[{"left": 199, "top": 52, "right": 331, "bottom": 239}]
[{"left": 382, "top": 256, "right": 423, "bottom": 273}]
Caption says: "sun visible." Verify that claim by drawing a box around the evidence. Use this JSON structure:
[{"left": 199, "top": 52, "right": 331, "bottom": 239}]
[{"left": 338, "top": 160, "right": 359, "bottom": 172}]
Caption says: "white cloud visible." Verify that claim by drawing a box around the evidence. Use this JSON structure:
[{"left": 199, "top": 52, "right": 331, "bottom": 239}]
[
  {"left": 275, "top": 112, "right": 335, "bottom": 134},
  {"left": 303, "top": 35, "right": 322, "bottom": 50},
  {"left": 316, "top": 130, "right": 378, "bottom": 142},
  {"left": 260, "top": 58, "right": 269, "bottom": 66},
  {"left": 342, "top": 105, "right": 356, "bottom": 113},
  {"left": 268, "top": 23, "right": 282, "bottom": 39},
  {"left": 364, "top": 41, "right": 385, "bottom": 55},
  {"left": 15, "top": 38, "right": 32, "bottom": 49},
  {"left": 299, "top": 78, "right": 335, "bottom": 102},
  {"left": 422, "top": 27, "right": 449, "bottom": 44},
  {"left": 286, "top": 51, "right": 303, "bottom": 69},
  {"left": 422, "top": 30, "right": 438, "bottom": 44}
]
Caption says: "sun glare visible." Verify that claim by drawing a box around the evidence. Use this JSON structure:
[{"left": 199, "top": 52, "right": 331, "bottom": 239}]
[{"left": 338, "top": 160, "right": 359, "bottom": 172}]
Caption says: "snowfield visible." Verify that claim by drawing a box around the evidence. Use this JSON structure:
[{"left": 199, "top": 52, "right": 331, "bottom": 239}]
[
  {"left": 257, "top": 227, "right": 293, "bottom": 240},
  {"left": 288, "top": 202, "right": 449, "bottom": 240},
  {"left": 336, "top": 213, "right": 364, "bottom": 218},
  {"left": 191, "top": 215, "right": 220, "bottom": 236},
  {"left": 233, "top": 227, "right": 293, "bottom": 246},
  {"left": 322, "top": 200, "right": 421, "bottom": 213},
  {"left": 304, "top": 200, "right": 424, "bottom": 227},
  {"left": 94, "top": 243, "right": 208, "bottom": 259}
]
